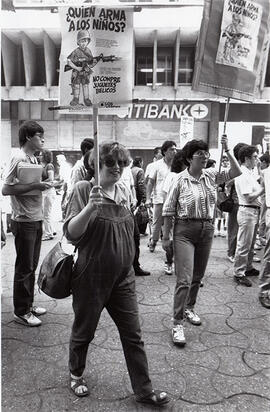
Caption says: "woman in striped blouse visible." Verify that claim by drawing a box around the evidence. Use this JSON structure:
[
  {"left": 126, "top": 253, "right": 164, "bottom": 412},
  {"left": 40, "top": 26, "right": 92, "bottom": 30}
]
[{"left": 162, "top": 135, "right": 241, "bottom": 346}]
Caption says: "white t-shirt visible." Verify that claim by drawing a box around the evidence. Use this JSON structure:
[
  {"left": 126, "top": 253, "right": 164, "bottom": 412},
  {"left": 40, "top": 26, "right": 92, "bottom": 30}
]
[
  {"left": 149, "top": 158, "right": 171, "bottom": 204},
  {"left": 235, "top": 165, "right": 261, "bottom": 207},
  {"left": 263, "top": 167, "right": 270, "bottom": 208}
]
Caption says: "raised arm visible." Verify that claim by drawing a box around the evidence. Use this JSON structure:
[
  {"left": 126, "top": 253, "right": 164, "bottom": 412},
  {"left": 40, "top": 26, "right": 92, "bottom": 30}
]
[{"left": 221, "top": 134, "right": 242, "bottom": 179}]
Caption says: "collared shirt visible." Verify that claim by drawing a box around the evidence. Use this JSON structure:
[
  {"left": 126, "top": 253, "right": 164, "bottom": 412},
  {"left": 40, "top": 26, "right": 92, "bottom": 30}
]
[
  {"left": 70, "top": 158, "right": 87, "bottom": 191},
  {"left": 4, "top": 149, "right": 43, "bottom": 222},
  {"left": 163, "top": 167, "right": 231, "bottom": 219},
  {"left": 262, "top": 167, "right": 270, "bottom": 208},
  {"left": 149, "top": 158, "right": 171, "bottom": 204},
  {"left": 235, "top": 165, "right": 261, "bottom": 207}
]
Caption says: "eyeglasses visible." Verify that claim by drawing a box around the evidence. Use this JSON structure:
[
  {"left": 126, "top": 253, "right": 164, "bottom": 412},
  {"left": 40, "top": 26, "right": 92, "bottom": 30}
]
[
  {"left": 104, "top": 155, "right": 128, "bottom": 168},
  {"left": 193, "top": 150, "right": 210, "bottom": 159}
]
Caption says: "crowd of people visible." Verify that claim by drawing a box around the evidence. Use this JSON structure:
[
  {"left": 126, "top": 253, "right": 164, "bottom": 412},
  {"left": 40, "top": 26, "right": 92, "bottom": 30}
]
[{"left": 1, "top": 120, "right": 270, "bottom": 405}]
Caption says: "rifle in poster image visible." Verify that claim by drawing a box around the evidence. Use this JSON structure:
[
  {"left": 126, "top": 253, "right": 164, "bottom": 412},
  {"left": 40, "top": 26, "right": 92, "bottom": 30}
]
[{"left": 64, "top": 30, "right": 121, "bottom": 107}]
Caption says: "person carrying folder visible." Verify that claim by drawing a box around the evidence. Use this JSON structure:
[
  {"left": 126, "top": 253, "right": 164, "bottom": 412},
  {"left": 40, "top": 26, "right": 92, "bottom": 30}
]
[{"left": 2, "top": 121, "right": 53, "bottom": 327}]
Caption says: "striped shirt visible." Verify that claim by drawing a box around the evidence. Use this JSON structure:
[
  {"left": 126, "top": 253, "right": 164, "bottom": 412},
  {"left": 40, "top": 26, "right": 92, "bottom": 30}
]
[{"left": 163, "top": 167, "right": 231, "bottom": 219}]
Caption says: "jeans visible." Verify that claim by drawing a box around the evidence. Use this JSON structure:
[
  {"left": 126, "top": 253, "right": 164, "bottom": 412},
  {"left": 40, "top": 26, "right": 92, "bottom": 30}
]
[
  {"left": 11, "top": 220, "right": 42, "bottom": 315},
  {"left": 151, "top": 204, "right": 163, "bottom": 243},
  {"left": 70, "top": 274, "right": 153, "bottom": 397},
  {"left": 173, "top": 220, "right": 214, "bottom": 324},
  {"left": 260, "top": 208, "right": 270, "bottom": 289},
  {"left": 227, "top": 203, "right": 239, "bottom": 257},
  {"left": 234, "top": 207, "right": 259, "bottom": 277}
]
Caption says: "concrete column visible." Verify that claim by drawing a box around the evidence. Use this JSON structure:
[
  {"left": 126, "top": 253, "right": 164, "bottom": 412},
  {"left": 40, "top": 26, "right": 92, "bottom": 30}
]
[
  {"left": 153, "top": 30, "right": 157, "bottom": 90},
  {"left": 22, "top": 32, "right": 36, "bottom": 89},
  {"left": 1, "top": 33, "right": 17, "bottom": 88},
  {"left": 174, "top": 29, "right": 181, "bottom": 91},
  {"left": 44, "top": 31, "right": 57, "bottom": 89}
]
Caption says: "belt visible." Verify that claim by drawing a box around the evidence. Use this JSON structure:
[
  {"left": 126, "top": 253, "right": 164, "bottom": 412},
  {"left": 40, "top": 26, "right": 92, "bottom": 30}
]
[
  {"left": 239, "top": 205, "right": 260, "bottom": 210},
  {"left": 177, "top": 218, "right": 213, "bottom": 222}
]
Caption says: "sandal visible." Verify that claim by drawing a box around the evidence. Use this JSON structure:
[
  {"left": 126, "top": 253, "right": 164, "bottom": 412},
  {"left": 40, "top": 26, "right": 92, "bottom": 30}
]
[
  {"left": 70, "top": 376, "right": 89, "bottom": 397},
  {"left": 136, "top": 389, "right": 170, "bottom": 406}
]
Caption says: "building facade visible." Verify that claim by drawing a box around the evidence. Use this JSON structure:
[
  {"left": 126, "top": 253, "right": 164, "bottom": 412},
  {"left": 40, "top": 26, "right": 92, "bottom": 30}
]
[{"left": 1, "top": 1, "right": 270, "bottom": 168}]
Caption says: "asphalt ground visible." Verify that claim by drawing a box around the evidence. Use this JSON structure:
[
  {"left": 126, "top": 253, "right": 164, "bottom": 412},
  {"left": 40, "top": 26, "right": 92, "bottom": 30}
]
[{"left": 1, "top": 216, "right": 270, "bottom": 412}]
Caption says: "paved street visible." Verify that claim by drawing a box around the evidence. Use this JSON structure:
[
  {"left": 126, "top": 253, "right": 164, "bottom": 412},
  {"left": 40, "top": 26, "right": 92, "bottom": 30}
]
[{"left": 1, "top": 220, "right": 270, "bottom": 412}]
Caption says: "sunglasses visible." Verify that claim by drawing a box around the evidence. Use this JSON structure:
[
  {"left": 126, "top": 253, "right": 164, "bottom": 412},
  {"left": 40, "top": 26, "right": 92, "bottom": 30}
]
[
  {"left": 104, "top": 155, "right": 128, "bottom": 168},
  {"left": 193, "top": 150, "right": 210, "bottom": 159}
]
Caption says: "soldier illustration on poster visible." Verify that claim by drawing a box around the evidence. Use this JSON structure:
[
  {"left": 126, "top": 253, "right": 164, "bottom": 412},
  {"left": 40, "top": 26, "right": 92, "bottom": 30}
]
[
  {"left": 216, "top": 0, "right": 262, "bottom": 71},
  {"left": 64, "top": 30, "right": 119, "bottom": 107},
  {"left": 59, "top": 5, "right": 133, "bottom": 113}
]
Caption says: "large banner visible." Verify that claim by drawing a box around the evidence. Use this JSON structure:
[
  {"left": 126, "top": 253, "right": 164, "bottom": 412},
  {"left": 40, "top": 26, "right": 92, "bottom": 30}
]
[
  {"left": 192, "top": 0, "right": 270, "bottom": 102},
  {"left": 58, "top": 4, "right": 133, "bottom": 115}
]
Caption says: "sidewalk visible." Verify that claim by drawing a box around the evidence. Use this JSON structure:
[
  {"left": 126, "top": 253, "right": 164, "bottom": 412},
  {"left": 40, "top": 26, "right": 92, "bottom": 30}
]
[{"left": 1, "top": 224, "right": 270, "bottom": 412}]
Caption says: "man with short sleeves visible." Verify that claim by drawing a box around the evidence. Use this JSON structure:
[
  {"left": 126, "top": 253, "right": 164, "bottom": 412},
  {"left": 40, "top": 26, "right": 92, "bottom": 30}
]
[
  {"left": 233, "top": 145, "right": 264, "bottom": 287},
  {"left": 145, "top": 141, "right": 177, "bottom": 253},
  {"left": 2, "top": 121, "right": 53, "bottom": 326},
  {"left": 258, "top": 164, "right": 270, "bottom": 308}
]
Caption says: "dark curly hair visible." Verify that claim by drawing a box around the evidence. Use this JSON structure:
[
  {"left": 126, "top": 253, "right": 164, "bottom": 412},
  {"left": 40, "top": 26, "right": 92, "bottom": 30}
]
[
  {"left": 161, "top": 140, "right": 176, "bottom": 156},
  {"left": 238, "top": 145, "right": 258, "bottom": 164},
  {"left": 181, "top": 139, "right": 209, "bottom": 166},
  {"left": 171, "top": 150, "right": 186, "bottom": 173}
]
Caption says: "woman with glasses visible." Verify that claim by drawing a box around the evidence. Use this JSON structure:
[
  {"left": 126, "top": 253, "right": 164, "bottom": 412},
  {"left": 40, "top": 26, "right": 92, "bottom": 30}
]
[
  {"left": 63, "top": 142, "right": 169, "bottom": 406},
  {"left": 162, "top": 136, "right": 241, "bottom": 346}
]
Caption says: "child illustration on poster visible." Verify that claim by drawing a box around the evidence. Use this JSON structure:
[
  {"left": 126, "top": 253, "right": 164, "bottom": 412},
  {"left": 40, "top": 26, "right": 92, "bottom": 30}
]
[
  {"left": 59, "top": 5, "right": 133, "bottom": 112},
  {"left": 216, "top": 0, "right": 262, "bottom": 71}
]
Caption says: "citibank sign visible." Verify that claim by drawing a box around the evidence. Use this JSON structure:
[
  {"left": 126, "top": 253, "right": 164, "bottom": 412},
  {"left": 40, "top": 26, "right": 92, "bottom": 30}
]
[{"left": 127, "top": 102, "right": 211, "bottom": 121}]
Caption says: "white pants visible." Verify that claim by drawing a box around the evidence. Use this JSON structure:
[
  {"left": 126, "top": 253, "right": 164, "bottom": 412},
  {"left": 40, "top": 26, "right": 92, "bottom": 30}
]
[{"left": 42, "top": 188, "right": 56, "bottom": 237}]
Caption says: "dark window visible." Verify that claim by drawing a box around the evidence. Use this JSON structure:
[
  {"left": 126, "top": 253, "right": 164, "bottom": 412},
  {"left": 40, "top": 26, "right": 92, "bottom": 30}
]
[
  {"left": 135, "top": 47, "right": 153, "bottom": 85},
  {"left": 178, "top": 46, "right": 195, "bottom": 84},
  {"left": 157, "top": 47, "right": 173, "bottom": 86},
  {"left": 35, "top": 47, "right": 46, "bottom": 86},
  {"left": 265, "top": 47, "right": 270, "bottom": 87},
  {"left": 55, "top": 46, "right": 61, "bottom": 86},
  {"left": 1, "top": 55, "right": 5, "bottom": 86}
]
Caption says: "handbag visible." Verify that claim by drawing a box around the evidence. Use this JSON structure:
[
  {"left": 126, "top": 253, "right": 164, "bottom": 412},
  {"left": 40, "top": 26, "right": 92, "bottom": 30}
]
[
  {"left": 38, "top": 240, "right": 76, "bottom": 299},
  {"left": 217, "top": 184, "right": 235, "bottom": 213},
  {"left": 135, "top": 203, "right": 149, "bottom": 227}
]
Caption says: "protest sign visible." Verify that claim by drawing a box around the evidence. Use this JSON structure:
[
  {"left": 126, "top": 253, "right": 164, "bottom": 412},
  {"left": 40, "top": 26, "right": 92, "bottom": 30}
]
[
  {"left": 58, "top": 5, "right": 133, "bottom": 115},
  {"left": 192, "top": 0, "right": 270, "bottom": 102},
  {"left": 179, "top": 115, "right": 194, "bottom": 148}
]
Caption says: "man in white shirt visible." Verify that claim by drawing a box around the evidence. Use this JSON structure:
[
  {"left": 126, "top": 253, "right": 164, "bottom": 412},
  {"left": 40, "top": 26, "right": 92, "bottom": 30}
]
[
  {"left": 145, "top": 141, "right": 177, "bottom": 254},
  {"left": 259, "top": 164, "right": 270, "bottom": 308},
  {"left": 70, "top": 138, "right": 94, "bottom": 191},
  {"left": 144, "top": 147, "right": 162, "bottom": 185},
  {"left": 234, "top": 145, "right": 264, "bottom": 287}
]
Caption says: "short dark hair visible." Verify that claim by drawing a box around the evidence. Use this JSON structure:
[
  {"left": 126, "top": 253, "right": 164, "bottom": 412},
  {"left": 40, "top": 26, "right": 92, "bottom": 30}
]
[
  {"left": 182, "top": 139, "right": 209, "bottom": 166},
  {"left": 171, "top": 150, "right": 186, "bottom": 173},
  {"left": 18, "top": 121, "right": 44, "bottom": 147},
  {"left": 42, "top": 149, "right": 52, "bottom": 164},
  {"left": 80, "top": 138, "right": 94, "bottom": 155},
  {"left": 206, "top": 159, "right": 216, "bottom": 168},
  {"left": 233, "top": 143, "right": 248, "bottom": 161},
  {"left": 161, "top": 140, "right": 176, "bottom": 156},
  {"left": 132, "top": 156, "right": 142, "bottom": 168},
  {"left": 238, "top": 145, "right": 258, "bottom": 164},
  {"left": 154, "top": 147, "right": 161, "bottom": 156},
  {"left": 260, "top": 153, "right": 270, "bottom": 165}
]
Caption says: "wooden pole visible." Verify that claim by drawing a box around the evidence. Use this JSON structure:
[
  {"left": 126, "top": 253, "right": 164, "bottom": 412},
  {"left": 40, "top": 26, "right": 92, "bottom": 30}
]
[
  {"left": 218, "top": 97, "right": 230, "bottom": 173},
  {"left": 93, "top": 104, "right": 100, "bottom": 186}
]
